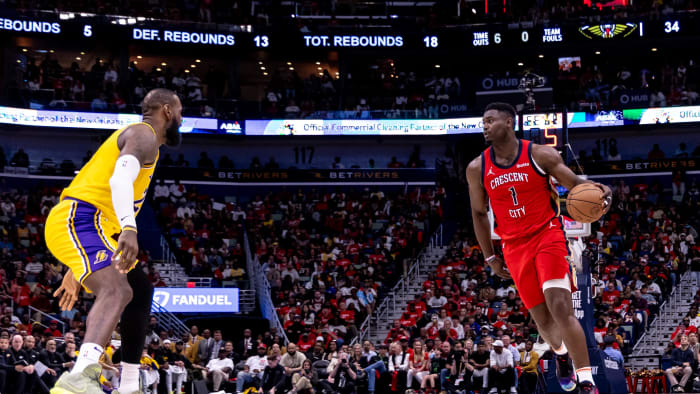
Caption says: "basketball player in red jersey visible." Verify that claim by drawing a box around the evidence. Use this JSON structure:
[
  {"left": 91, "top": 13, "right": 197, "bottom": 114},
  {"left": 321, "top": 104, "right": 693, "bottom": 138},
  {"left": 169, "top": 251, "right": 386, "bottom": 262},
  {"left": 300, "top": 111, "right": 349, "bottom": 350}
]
[{"left": 467, "top": 103, "right": 611, "bottom": 394}]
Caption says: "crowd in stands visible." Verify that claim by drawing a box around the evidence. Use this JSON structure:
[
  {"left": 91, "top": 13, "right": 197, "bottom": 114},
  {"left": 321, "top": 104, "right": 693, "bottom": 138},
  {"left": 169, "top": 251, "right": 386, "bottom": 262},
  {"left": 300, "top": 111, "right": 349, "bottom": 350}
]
[
  {"left": 0, "top": 145, "right": 429, "bottom": 174},
  {"left": 16, "top": 54, "right": 227, "bottom": 118},
  {"left": 262, "top": 65, "right": 462, "bottom": 120},
  {"left": 562, "top": 56, "right": 700, "bottom": 111},
  {"left": 575, "top": 140, "right": 700, "bottom": 164},
  {"left": 154, "top": 179, "right": 249, "bottom": 283}
]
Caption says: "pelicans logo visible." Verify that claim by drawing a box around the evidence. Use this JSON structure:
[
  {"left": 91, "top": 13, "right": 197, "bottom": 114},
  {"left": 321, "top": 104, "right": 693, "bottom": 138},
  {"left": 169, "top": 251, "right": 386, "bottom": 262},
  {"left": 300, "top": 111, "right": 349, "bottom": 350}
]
[
  {"left": 579, "top": 23, "right": 637, "bottom": 39},
  {"left": 281, "top": 122, "right": 295, "bottom": 135}
]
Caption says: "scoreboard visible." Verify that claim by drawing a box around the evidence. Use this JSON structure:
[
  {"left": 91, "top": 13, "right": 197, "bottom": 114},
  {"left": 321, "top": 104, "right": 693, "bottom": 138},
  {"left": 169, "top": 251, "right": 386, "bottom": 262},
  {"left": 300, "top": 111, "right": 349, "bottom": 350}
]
[
  {"left": 1, "top": 12, "right": 697, "bottom": 51},
  {"left": 519, "top": 112, "right": 566, "bottom": 151}
]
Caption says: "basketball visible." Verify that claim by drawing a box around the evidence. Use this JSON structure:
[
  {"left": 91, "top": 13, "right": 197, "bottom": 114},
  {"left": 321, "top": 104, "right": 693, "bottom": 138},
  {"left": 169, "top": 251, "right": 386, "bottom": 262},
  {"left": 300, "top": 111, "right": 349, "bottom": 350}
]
[{"left": 566, "top": 183, "right": 605, "bottom": 223}]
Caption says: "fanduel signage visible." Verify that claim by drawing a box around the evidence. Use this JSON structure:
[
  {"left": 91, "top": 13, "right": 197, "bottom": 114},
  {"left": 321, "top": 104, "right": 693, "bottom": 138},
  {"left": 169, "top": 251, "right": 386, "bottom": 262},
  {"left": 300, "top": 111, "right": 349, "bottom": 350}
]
[{"left": 152, "top": 288, "right": 239, "bottom": 313}]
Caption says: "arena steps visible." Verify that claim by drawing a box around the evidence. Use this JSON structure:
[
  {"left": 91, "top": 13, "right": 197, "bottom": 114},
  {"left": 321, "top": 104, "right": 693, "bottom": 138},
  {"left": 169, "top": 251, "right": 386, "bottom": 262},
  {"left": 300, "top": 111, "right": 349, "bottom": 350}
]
[
  {"left": 363, "top": 245, "right": 448, "bottom": 345},
  {"left": 628, "top": 272, "right": 694, "bottom": 371}
]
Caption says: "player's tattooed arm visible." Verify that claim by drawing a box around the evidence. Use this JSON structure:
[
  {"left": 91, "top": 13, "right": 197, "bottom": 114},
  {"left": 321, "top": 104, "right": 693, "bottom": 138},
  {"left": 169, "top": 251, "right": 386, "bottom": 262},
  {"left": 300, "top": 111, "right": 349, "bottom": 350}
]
[
  {"left": 110, "top": 123, "right": 158, "bottom": 272},
  {"left": 117, "top": 123, "right": 159, "bottom": 165},
  {"left": 532, "top": 144, "right": 612, "bottom": 213}
]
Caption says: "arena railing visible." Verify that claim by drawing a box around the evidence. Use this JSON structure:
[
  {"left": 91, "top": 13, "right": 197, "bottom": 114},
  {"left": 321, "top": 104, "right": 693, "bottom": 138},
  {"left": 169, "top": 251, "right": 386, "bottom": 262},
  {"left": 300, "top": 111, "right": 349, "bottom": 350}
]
[
  {"left": 243, "top": 231, "right": 290, "bottom": 344},
  {"left": 151, "top": 300, "right": 192, "bottom": 337},
  {"left": 354, "top": 223, "right": 443, "bottom": 345},
  {"left": 631, "top": 271, "right": 689, "bottom": 357},
  {"left": 160, "top": 235, "right": 177, "bottom": 266},
  {"left": 29, "top": 305, "right": 66, "bottom": 335}
]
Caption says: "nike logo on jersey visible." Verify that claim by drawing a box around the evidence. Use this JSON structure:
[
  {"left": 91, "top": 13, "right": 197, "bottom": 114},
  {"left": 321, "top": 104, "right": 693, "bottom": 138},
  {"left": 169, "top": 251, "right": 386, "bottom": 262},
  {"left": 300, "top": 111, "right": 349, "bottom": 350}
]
[{"left": 516, "top": 162, "right": 530, "bottom": 168}]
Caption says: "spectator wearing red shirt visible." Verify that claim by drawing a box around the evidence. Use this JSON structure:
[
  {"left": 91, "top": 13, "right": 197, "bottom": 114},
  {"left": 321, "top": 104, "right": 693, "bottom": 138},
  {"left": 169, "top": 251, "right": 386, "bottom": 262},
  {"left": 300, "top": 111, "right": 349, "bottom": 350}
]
[
  {"left": 399, "top": 313, "right": 417, "bottom": 329},
  {"left": 44, "top": 320, "right": 62, "bottom": 338},
  {"left": 338, "top": 301, "right": 355, "bottom": 323},
  {"left": 404, "top": 303, "right": 421, "bottom": 321},
  {"left": 602, "top": 282, "right": 621, "bottom": 305},
  {"left": 335, "top": 252, "right": 351, "bottom": 269},
  {"left": 297, "top": 333, "right": 315, "bottom": 352},
  {"left": 672, "top": 323, "right": 697, "bottom": 345},
  {"left": 412, "top": 296, "right": 427, "bottom": 316},
  {"left": 11, "top": 277, "right": 31, "bottom": 311}
]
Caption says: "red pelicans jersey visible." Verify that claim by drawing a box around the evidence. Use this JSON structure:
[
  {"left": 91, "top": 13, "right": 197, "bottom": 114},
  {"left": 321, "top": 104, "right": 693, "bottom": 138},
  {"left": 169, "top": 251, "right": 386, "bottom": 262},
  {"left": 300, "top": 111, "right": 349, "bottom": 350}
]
[{"left": 482, "top": 139, "right": 559, "bottom": 241}]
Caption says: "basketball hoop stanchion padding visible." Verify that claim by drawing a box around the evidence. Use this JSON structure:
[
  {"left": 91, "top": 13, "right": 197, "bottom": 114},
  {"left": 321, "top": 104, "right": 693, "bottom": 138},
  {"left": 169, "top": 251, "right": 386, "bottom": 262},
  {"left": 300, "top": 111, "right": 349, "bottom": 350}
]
[{"left": 540, "top": 252, "right": 629, "bottom": 393}]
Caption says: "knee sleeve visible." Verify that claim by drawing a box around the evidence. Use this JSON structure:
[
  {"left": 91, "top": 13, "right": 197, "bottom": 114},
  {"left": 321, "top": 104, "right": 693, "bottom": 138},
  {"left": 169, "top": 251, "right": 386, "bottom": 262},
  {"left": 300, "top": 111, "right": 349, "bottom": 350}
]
[{"left": 119, "top": 267, "right": 154, "bottom": 363}]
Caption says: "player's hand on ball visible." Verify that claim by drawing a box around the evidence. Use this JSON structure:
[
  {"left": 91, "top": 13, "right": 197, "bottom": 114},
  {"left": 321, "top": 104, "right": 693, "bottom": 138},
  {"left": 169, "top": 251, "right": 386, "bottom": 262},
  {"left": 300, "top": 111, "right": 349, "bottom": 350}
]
[
  {"left": 53, "top": 270, "right": 81, "bottom": 311},
  {"left": 592, "top": 182, "right": 613, "bottom": 214},
  {"left": 488, "top": 256, "right": 511, "bottom": 279},
  {"left": 113, "top": 229, "right": 138, "bottom": 274}
]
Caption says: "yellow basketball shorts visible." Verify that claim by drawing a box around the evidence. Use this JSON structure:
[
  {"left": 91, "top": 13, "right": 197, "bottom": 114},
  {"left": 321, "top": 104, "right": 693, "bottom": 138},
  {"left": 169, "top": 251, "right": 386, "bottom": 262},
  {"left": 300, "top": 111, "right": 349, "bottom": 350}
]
[{"left": 45, "top": 198, "right": 121, "bottom": 290}]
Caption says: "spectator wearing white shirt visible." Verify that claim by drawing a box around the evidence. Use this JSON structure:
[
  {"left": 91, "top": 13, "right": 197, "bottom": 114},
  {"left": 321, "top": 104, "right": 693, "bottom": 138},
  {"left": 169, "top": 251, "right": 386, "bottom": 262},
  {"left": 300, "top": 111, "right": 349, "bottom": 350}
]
[
  {"left": 104, "top": 65, "right": 118, "bottom": 86},
  {"left": 388, "top": 342, "right": 409, "bottom": 373},
  {"left": 25, "top": 260, "right": 43, "bottom": 281},
  {"left": 281, "top": 264, "right": 300, "bottom": 283},
  {"left": 176, "top": 204, "right": 195, "bottom": 219},
  {"left": 169, "top": 180, "right": 186, "bottom": 203},
  {"left": 172, "top": 72, "right": 186, "bottom": 91},
  {"left": 232, "top": 206, "right": 247, "bottom": 222},
  {"left": 427, "top": 289, "right": 448, "bottom": 310},
  {"left": 153, "top": 180, "right": 170, "bottom": 204},
  {"left": 532, "top": 336, "right": 550, "bottom": 358},
  {"left": 202, "top": 348, "right": 234, "bottom": 392},
  {"left": 488, "top": 340, "right": 516, "bottom": 394},
  {"left": 236, "top": 344, "right": 269, "bottom": 392}
]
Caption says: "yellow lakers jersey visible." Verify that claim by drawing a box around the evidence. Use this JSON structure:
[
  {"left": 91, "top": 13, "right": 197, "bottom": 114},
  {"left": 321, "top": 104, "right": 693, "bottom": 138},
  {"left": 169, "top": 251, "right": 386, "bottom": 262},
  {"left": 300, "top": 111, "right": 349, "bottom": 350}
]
[{"left": 61, "top": 123, "right": 158, "bottom": 225}]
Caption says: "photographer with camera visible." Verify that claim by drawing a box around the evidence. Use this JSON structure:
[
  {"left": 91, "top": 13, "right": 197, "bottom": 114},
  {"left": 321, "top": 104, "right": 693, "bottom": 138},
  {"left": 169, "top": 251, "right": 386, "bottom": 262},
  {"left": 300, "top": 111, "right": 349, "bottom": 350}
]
[{"left": 320, "top": 351, "right": 357, "bottom": 394}]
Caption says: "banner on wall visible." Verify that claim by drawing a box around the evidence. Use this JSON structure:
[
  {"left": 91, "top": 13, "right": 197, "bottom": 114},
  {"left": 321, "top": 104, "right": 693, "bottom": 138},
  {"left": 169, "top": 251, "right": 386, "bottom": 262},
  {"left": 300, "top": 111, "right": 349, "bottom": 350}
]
[
  {"left": 152, "top": 288, "right": 239, "bottom": 313},
  {"left": 632, "top": 105, "right": 700, "bottom": 125},
  {"left": 244, "top": 118, "right": 484, "bottom": 136},
  {"left": 614, "top": 88, "right": 651, "bottom": 108},
  {"left": 157, "top": 167, "right": 437, "bottom": 184},
  {"left": 581, "top": 158, "right": 698, "bottom": 174},
  {"left": 0, "top": 106, "right": 219, "bottom": 132},
  {"left": 568, "top": 110, "right": 624, "bottom": 128}
]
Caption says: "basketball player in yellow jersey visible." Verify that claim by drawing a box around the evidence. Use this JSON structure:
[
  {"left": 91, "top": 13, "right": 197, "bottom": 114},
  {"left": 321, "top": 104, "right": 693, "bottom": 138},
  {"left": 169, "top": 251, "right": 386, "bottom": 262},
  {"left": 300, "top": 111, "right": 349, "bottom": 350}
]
[{"left": 46, "top": 88, "right": 183, "bottom": 394}]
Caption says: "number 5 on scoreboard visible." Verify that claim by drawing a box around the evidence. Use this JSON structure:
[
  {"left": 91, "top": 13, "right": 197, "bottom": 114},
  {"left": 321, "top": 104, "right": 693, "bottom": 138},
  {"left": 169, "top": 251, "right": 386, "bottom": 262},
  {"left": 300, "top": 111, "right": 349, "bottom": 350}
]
[{"left": 544, "top": 128, "right": 558, "bottom": 147}]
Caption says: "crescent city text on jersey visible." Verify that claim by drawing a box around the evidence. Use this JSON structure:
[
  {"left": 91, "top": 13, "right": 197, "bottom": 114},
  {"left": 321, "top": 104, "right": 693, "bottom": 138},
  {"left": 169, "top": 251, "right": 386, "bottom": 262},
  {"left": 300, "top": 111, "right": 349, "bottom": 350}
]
[{"left": 489, "top": 172, "right": 529, "bottom": 190}]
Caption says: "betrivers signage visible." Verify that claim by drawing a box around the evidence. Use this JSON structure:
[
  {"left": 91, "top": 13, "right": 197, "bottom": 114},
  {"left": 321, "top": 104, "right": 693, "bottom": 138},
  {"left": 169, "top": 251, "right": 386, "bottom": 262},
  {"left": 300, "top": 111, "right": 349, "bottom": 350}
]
[{"left": 151, "top": 288, "right": 239, "bottom": 313}]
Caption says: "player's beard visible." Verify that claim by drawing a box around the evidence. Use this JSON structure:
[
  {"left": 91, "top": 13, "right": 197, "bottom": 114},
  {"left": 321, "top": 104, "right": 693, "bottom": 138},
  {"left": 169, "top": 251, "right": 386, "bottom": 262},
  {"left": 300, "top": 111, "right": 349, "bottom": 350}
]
[{"left": 165, "top": 118, "right": 182, "bottom": 147}]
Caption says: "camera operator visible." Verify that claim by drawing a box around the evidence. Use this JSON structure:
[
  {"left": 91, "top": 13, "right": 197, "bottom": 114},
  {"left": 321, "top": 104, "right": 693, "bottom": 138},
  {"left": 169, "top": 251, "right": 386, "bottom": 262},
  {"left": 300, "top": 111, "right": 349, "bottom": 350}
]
[{"left": 320, "top": 351, "right": 357, "bottom": 394}]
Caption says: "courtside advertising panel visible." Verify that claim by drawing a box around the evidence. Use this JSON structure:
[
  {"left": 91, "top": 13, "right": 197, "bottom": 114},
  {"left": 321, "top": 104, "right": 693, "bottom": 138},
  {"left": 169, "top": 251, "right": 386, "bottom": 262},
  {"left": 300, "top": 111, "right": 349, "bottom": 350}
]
[{"left": 151, "top": 288, "right": 239, "bottom": 313}]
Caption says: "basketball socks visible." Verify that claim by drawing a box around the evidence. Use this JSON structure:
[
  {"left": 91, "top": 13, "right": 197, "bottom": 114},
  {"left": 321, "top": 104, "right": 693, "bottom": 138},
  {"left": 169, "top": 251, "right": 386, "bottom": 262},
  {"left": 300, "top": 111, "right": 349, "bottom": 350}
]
[
  {"left": 73, "top": 343, "right": 104, "bottom": 374},
  {"left": 553, "top": 342, "right": 568, "bottom": 355},
  {"left": 576, "top": 367, "right": 594, "bottom": 384},
  {"left": 120, "top": 362, "right": 141, "bottom": 392}
]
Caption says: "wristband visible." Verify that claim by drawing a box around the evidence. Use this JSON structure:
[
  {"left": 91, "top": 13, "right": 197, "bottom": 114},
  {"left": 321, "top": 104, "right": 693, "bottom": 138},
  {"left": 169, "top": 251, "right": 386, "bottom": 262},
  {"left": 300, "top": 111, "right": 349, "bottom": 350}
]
[
  {"left": 122, "top": 226, "right": 138, "bottom": 234},
  {"left": 485, "top": 255, "right": 497, "bottom": 263}
]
